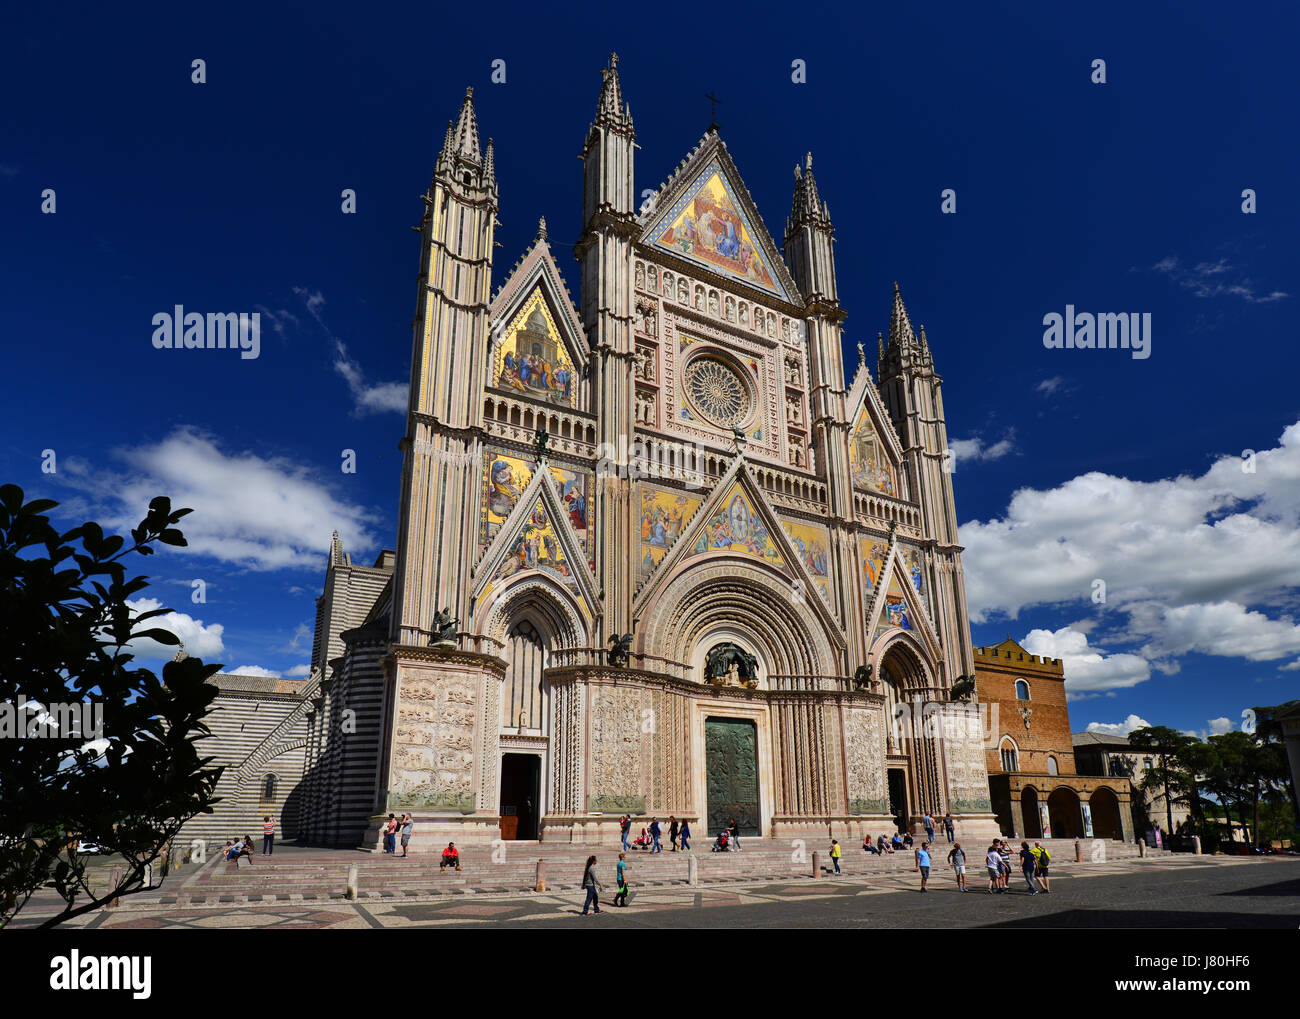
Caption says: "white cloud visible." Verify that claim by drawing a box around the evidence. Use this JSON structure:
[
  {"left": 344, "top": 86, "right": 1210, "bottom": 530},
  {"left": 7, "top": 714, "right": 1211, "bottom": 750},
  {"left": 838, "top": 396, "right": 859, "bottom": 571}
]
[
  {"left": 1151, "top": 256, "right": 1288, "bottom": 304},
  {"left": 61, "top": 428, "right": 381, "bottom": 571},
  {"left": 225, "top": 666, "right": 281, "bottom": 678},
  {"left": 1085, "top": 714, "right": 1153, "bottom": 737},
  {"left": 949, "top": 431, "right": 1016, "bottom": 466},
  {"left": 124, "top": 597, "right": 226, "bottom": 660},
  {"left": 1020, "top": 625, "right": 1151, "bottom": 697},
  {"left": 1207, "top": 717, "right": 1233, "bottom": 735},
  {"left": 285, "top": 664, "right": 312, "bottom": 677},
  {"left": 1280, "top": 660, "right": 1300, "bottom": 671},
  {"left": 1125, "top": 600, "right": 1300, "bottom": 664},
  {"left": 961, "top": 420, "right": 1300, "bottom": 627},
  {"left": 1035, "top": 376, "right": 1065, "bottom": 396},
  {"left": 334, "top": 340, "right": 407, "bottom": 415}
]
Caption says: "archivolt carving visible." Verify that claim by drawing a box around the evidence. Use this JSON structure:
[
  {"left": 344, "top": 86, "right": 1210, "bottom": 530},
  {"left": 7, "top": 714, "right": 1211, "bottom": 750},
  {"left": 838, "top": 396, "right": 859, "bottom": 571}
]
[
  {"left": 480, "top": 576, "right": 588, "bottom": 650},
  {"left": 639, "top": 562, "right": 836, "bottom": 678}
]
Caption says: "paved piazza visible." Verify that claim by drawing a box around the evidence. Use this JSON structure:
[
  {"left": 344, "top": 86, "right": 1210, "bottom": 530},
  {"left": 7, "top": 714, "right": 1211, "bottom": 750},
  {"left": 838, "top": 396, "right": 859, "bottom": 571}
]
[{"left": 32, "top": 856, "right": 1298, "bottom": 931}]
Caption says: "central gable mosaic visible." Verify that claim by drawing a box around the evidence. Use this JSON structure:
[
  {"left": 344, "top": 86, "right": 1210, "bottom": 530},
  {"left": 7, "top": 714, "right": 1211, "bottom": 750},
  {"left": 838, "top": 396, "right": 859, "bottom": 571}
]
[
  {"left": 687, "top": 483, "right": 784, "bottom": 569},
  {"left": 651, "top": 162, "right": 791, "bottom": 301},
  {"left": 493, "top": 288, "right": 576, "bottom": 406}
]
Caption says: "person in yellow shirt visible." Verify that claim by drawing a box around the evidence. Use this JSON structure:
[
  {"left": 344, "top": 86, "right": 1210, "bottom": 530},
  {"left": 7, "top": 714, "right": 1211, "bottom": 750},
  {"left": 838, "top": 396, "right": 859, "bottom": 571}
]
[{"left": 830, "top": 838, "right": 843, "bottom": 875}]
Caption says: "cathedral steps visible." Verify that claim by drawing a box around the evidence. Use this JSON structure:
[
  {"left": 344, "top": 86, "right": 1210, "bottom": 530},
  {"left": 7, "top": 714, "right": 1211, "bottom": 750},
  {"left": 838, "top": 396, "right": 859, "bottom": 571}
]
[{"left": 157, "top": 837, "right": 1169, "bottom": 905}]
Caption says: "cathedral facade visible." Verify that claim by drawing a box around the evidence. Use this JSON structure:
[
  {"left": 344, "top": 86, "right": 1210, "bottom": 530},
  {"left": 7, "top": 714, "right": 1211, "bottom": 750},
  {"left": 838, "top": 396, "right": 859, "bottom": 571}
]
[{"left": 298, "top": 55, "right": 996, "bottom": 851}]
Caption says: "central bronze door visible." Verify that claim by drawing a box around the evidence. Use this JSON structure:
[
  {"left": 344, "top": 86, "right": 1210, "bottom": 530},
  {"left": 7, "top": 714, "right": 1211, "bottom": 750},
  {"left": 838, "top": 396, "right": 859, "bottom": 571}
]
[{"left": 705, "top": 717, "right": 759, "bottom": 837}]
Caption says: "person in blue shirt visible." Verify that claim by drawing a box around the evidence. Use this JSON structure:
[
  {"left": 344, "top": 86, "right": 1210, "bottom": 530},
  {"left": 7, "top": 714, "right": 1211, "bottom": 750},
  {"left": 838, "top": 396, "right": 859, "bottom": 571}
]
[
  {"left": 613, "top": 852, "right": 630, "bottom": 907},
  {"left": 915, "top": 841, "right": 932, "bottom": 892}
]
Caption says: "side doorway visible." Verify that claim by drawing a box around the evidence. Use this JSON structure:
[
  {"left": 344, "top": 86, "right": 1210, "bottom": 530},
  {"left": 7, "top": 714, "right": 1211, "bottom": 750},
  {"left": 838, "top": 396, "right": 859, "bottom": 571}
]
[{"left": 499, "top": 753, "right": 541, "bottom": 841}]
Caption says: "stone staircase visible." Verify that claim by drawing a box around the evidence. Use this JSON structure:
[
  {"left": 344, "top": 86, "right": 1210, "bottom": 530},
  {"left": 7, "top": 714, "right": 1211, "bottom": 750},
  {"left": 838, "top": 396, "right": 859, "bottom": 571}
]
[{"left": 152, "top": 836, "right": 1166, "bottom": 906}]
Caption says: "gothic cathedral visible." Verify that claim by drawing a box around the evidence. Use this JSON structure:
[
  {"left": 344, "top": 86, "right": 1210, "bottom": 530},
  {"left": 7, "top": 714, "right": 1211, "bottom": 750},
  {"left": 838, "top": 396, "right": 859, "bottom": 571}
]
[{"left": 299, "top": 55, "right": 996, "bottom": 850}]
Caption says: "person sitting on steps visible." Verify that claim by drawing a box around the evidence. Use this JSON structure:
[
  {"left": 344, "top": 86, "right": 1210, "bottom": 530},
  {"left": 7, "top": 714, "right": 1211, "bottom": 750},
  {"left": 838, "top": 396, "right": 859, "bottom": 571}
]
[{"left": 440, "top": 842, "right": 461, "bottom": 871}]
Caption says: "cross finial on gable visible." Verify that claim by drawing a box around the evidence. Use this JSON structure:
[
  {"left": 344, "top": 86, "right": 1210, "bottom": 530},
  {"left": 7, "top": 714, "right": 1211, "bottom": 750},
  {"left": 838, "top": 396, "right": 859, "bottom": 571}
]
[{"left": 705, "top": 90, "right": 722, "bottom": 132}]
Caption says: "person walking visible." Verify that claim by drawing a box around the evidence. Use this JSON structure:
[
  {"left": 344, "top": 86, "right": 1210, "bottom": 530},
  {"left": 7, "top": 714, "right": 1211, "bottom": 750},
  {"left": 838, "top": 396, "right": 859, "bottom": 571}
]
[
  {"left": 262, "top": 815, "right": 276, "bottom": 856},
  {"left": 613, "top": 852, "right": 630, "bottom": 907},
  {"left": 923, "top": 812, "right": 936, "bottom": 844},
  {"left": 399, "top": 813, "right": 413, "bottom": 858},
  {"left": 947, "top": 841, "right": 967, "bottom": 891},
  {"left": 1033, "top": 841, "right": 1052, "bottom": 892},
  {"left": 830, "top": 838, "right": 843, "bottom": 875},
  {"left": 679, "top": 818, "right": 691, "bottom": 851},
  {"left": 942, "top": 812, "right": 955, "bottom": 843},
  {"left": 728, "top": 818, "right": 742, "bottom": 852},
  {"left": 985, "top": 843, "right": 1003, "bottom": 893},
  {"left": 997, "top": 839, "right": 1012, "bottom": 890},
  {"left": 619, "top": 814, "right": 631, "bottom": 852},
  {"left": 668, "top": 815, "right": 679, "bottom": 851},
  {"left": 1019, "top": 841, "right": 1040, "bottom": 894},
  {"left": 649, "top": 817, "right": 662, "bottom": 853},
  {"left": 581, "top": 855, "right": 604, "bottom": 915},
  {"left": 915, "top": 841, "right": 932, "bottom": 892}
]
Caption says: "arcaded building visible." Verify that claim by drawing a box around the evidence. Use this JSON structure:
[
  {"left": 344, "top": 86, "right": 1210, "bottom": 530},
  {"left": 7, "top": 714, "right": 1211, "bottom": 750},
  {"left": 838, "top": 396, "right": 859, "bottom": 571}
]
[{"left": 977, "top": 638, "right": 1134, "bottom": 841}]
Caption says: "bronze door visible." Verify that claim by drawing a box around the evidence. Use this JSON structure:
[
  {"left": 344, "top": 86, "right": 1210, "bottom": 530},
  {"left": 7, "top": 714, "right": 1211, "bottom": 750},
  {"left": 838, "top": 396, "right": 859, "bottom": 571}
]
[{"left": 705, "top": 717, "right": 759, "bottom": 836}]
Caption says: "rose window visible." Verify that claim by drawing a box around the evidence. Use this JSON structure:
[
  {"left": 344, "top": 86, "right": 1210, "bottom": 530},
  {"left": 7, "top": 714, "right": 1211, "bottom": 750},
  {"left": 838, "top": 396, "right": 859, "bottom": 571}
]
[{"left": 684, "top": 355, "right": 751, "bottom": 426}]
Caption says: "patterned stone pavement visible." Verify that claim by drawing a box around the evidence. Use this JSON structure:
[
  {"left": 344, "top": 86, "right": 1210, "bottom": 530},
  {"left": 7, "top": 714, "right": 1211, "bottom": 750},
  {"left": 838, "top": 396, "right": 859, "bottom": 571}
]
[{"left": 52, "top": 855, "right": 1296, "bottom": 930}]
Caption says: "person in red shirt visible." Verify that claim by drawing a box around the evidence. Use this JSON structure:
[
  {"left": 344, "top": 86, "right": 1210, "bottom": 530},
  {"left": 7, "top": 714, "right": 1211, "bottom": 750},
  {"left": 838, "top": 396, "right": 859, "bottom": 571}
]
[
  {"left": 262, "top": 815, "right": 276, "bottom": 856},
  {"left": 440, "top": 842, "right": 461, "bottom": 872}
]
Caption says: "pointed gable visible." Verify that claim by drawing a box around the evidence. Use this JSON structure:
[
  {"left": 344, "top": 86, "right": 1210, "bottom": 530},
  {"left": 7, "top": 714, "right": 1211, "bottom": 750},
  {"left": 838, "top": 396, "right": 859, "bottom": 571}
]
[
  {"left": 846, "top": 360, "right": 906, "bottom": 498},
  {"left": 489, "top": 222, "right": 588, "bottom": 409},
  {"left": 864, "top": 538, "right": 941, "bottom": 654},
  {"left": 472, "top": 465, "right": 598, "bottom": 624},
  {"left": 686, "top": 481, "right": 785, "bottom": 569},
  {"left": 640, "top": 134, "right": 800, "bottom": 305}
]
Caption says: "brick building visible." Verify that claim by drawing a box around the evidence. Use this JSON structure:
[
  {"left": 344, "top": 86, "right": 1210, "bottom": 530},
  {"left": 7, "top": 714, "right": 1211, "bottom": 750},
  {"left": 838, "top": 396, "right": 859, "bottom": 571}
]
[{"left": 976, "top": 638, "right": 1134, "bottom": 841}]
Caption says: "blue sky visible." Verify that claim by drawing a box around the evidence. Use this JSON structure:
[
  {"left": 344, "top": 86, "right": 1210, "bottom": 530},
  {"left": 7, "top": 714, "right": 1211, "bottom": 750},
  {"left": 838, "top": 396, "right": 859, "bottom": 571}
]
[{"left": 2, "top": 3, "right": 1297, "bottom": 737}]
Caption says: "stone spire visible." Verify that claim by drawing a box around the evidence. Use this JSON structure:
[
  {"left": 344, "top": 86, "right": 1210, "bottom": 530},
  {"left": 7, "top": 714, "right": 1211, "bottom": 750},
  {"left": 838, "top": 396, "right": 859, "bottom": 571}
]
[
  {"left": 483, "top": 138, "right": 496, "bottom": 189},
  {"left": 536, "top": 216, "right": 548, "bottom": 242},
  {"left": 889, "top": 281, "right": 918, "bottom": 350},
  {"left": 454, "top": 87, "right": 481, "bottom": 163},
  {"left": 788, "top": 152, "right": 830, "bottom": 231},
  {"left": 593, "top": 52, "right": 633, "bottom": 129},
  {"left": 879, "top": 283, "right": 936, "bottom": 378}
]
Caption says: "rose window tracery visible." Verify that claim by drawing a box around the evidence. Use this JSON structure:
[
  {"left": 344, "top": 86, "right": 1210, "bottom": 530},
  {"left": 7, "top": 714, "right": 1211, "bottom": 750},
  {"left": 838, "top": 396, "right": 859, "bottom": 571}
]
[{"left": 684, "top": 355, "right": 751, "bottom": 426}]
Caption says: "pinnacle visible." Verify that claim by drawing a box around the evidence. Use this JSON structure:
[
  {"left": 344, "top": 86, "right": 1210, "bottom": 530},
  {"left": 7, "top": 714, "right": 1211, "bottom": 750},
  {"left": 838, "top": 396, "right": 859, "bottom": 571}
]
[
  {"left": 594, "top": 52, "right": 631, "bottom": 126},
  {"left": 789, "top": 150, "right": 827, "bottom": 228},
  {"left": 454, "top": 86, "right": 481, "bottom": 162},
  {"left": 889, "top": 282, "right": 917, "bottom": 350}
]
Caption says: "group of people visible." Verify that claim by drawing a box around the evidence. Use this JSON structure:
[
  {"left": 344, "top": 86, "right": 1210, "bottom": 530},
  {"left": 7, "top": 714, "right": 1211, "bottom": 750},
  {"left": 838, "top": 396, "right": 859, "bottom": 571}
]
[
  {"left": 982, "top": 839, "right": 1052, "bottom": 895},
  {"left": 619, "top": 814, "right": 693, "bottom": 853},
  {"left": 381, "top": 813, "right": 415, "bottom": 857}
]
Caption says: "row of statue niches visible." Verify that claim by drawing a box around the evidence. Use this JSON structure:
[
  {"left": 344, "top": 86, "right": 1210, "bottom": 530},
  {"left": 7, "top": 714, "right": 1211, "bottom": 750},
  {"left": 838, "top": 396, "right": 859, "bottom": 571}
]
[{"left": 634, "top": 261, "right": 802, "bottom": 344}]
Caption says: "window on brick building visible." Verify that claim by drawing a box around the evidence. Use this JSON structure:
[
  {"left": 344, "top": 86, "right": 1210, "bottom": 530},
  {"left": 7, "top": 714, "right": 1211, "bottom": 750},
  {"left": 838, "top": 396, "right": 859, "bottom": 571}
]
[
  {"left": 1047, "top": 755, "right": 1059, "bottom": 776},
  {"left": 1015, "top": 679, "right": 1030, "bottom": 700},
  {"left": 999, "top": 738, "right": 1019, "bottom": 773}
]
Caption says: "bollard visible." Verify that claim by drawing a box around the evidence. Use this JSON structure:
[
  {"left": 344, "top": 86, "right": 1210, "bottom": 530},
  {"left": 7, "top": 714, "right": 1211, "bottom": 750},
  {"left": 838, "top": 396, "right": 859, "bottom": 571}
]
[
  {"left": 535, "top": 860, "right": 546, "bottom": 893},
  {"left": 346, "top": 864, "right": 359, "bottom": 900},
  {"left": 107, "top": 863, "right": 123, "bottom": 909},
  {"left": 811, "top": 851, "right": 821, "bottom": 879},
  {"left": 1192, "top": 836, "right": 1202, "bottom": 856},
  {"left": 1074, "top": 838, "right": 1082, "bottom": 863},
  {"left": 688, "top": 854, "right": 698, "bottom": 886}
]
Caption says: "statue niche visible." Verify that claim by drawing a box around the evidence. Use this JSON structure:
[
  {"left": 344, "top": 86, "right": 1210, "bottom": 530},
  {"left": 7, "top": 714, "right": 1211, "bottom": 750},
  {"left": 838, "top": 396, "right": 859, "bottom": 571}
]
[{"left": 705, "top": 642, "right": 759, "bottom": 689}]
